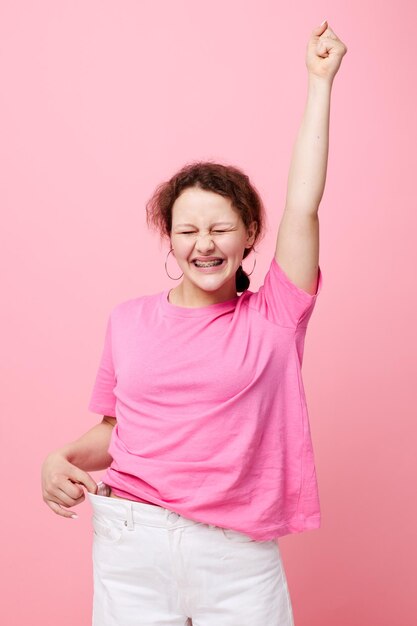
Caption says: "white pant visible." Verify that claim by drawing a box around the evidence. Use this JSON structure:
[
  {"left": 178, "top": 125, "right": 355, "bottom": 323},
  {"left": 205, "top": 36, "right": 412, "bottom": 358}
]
[{"left": 87, "top": 483, "right": 295, "bottom": 626}]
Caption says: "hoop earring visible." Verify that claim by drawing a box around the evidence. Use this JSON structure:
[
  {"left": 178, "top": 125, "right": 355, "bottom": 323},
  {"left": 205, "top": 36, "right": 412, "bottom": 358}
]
[
  {"left": 165, "top": 248, "right": 183, "bottom": 280},
  {"left": 240, "top": 250, "right": 257, "bottom": 276}
]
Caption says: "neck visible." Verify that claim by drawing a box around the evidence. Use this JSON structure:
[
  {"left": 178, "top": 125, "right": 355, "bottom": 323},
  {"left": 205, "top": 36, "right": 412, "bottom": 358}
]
[{"left": 169, "top": 281, "right": 237, "bottom": 308}]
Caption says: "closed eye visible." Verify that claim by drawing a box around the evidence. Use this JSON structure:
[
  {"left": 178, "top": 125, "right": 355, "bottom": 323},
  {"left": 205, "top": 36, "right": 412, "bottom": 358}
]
[{"left": 180, "top": 230, "right": 228, "bottom": 234}]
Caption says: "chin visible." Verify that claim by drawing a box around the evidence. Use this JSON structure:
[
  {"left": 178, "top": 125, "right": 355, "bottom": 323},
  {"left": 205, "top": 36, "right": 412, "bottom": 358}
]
[{"left": 195, "top": 277, "right": 233, "bottom": 292}]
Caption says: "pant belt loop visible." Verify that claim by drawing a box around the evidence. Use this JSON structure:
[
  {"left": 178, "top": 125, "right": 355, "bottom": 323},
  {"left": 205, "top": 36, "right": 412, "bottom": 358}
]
[{"left": 125, "top": 501, "right": 135, "bottom": 531}]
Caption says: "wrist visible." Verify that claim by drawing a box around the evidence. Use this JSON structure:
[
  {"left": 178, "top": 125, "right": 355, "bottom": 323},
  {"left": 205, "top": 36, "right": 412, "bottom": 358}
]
[
  {"left": 308, "top": 73, "right": 333, "bottom": 89},
  {"left": 54, "top": 444, "right": 75, "bottom": 463}
]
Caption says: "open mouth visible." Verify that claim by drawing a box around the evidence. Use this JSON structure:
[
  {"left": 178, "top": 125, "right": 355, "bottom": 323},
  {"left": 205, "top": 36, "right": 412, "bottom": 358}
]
[{"left": 192, "top": 259, "right": 224, "bottom": 268}]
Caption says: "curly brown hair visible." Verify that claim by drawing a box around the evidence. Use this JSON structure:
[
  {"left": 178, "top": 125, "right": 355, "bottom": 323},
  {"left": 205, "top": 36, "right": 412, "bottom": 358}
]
[{"left": 145, "top": 160, "right": 267, "bottom": 292}]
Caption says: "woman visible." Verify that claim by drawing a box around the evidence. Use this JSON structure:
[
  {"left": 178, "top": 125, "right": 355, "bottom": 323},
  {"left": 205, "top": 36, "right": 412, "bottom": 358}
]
[{"left": 41, "top": 20, "right": 347, "bottom": 626}]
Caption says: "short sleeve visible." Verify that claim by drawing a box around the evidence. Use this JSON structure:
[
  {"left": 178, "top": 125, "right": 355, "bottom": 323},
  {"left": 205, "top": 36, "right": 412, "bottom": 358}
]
[
  {"left": 248, "top": 257, "right": 323, "bottom": 328},
  {"left": 87, "top": 312, "right": 117, "bottom": 416}
]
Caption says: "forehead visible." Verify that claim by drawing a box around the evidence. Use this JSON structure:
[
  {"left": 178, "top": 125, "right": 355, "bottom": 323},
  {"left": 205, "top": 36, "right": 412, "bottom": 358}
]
[{"left": 172, "top": 187, "right": 238, "bottom": 223}]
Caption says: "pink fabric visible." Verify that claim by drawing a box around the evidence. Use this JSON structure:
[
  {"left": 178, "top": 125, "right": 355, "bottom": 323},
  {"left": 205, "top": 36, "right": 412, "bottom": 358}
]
[{"left": 88, "top": 256, "right": 323, "bottom": 541}]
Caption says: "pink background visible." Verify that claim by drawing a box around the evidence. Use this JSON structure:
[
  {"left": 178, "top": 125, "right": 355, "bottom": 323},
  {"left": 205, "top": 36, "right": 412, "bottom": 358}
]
[{"left": 1, "top": 1, "right": 416, "bottom": 624}]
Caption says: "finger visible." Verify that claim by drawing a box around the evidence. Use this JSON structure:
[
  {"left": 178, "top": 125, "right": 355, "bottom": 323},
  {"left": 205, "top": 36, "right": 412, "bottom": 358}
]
[
  {"left": 47, "top": 499, "right": 79, "bottom": 519},
  {"left": 45, "top": 486, "right": 85, "bottom": 508},
  {"left": 315, "top": 20, "right": 328, "bottom": 35},
  {"left": 46, "top": 474, "right": 85, "bottom": 502},
  {"left": 318, "top": 37, "right": 347, "bottom": 57},
  {"left": 59, "top": 486, "right": 86, "bottom": 506},
  {"left": 316, "top": 39, "right": 331, "bottom": 57},
  {"left": 63, "top": 479, "right": 88, "bottom": 501},
  {"left": 69, "top": 467, "right": 98, "bottom": 495},
  {"left": 322, "top": 29, "right": 339, "bottom": 41}
]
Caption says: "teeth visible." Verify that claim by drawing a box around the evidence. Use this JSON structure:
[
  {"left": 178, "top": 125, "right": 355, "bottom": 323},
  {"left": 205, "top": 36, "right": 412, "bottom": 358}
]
[{"left": 194, "top": 259, "right": 223, "bottom": 267}]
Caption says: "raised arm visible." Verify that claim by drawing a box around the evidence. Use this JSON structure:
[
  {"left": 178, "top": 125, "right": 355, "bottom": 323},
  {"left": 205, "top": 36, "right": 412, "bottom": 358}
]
[{"left": 275, "top": 20, "right": 347, "bottom": 295}]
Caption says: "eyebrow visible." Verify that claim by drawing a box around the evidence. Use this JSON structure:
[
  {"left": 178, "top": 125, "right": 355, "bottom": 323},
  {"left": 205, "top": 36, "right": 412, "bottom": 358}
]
[{"left": 173, "top": 222, "right": 235, "bottom": 229}]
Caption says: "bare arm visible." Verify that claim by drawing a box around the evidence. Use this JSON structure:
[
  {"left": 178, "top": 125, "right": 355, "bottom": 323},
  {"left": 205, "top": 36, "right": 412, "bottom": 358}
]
[
  {"left": 59, "top": 416, "right": 116, "bottom": 471},
  {"left": 41, "top": 416, "right": 116, "bottom": 519},
  {"left": 275, "top": 75, "right": 331, "bottom": 296},
  {"left": 275, "top": 21, "right": 347, "bottom": 295}
]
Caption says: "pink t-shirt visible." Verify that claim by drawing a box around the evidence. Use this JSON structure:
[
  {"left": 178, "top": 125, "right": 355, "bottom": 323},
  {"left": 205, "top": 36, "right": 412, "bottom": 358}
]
[{"left": 88, "top": 256, "right": 323, "bottom": 541}]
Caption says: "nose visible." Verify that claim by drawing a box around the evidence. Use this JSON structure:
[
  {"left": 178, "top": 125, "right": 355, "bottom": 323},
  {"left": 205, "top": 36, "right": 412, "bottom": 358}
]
[{"left": 195, "top": 233, "right": 215, "bottom": 252}]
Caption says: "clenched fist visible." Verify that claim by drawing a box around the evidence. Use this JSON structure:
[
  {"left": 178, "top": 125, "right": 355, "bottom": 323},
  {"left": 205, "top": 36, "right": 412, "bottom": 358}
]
[{"left": 306, "top": 20, "right": 348, "bottom": 82}]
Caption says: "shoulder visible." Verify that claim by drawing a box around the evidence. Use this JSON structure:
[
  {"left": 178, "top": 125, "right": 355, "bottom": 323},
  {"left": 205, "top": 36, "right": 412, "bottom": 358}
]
[
  {"left": 240, "top": 256, "right": 322, "bottom": 329},
  {"left": 110, "top": 290, "right": 162, "bottom": 321}
]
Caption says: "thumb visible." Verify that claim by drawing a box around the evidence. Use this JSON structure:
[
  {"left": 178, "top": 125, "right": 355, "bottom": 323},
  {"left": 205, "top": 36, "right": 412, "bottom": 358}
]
[
  {"left": 69, "top": 466, "right": 98, "bottom": 495},
  {"left": 313, "top": 19, "right": 328, "bottom": 35}
]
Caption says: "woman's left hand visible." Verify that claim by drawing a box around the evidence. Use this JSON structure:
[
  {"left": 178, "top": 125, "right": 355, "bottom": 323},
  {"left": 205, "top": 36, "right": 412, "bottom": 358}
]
[{"left": 306, "top": 20, "right": 348, "bottom": 83}]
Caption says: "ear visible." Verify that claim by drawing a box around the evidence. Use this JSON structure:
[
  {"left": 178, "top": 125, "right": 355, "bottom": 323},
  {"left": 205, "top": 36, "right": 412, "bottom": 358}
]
[{"left": 246, "top": 221, "right": 258, "bottom": 246}]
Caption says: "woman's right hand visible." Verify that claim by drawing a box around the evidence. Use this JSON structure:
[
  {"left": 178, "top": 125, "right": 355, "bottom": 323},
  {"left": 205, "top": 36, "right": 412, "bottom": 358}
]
[{"left": 41, "top": 450, "right": 98, "bottom": 518}]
